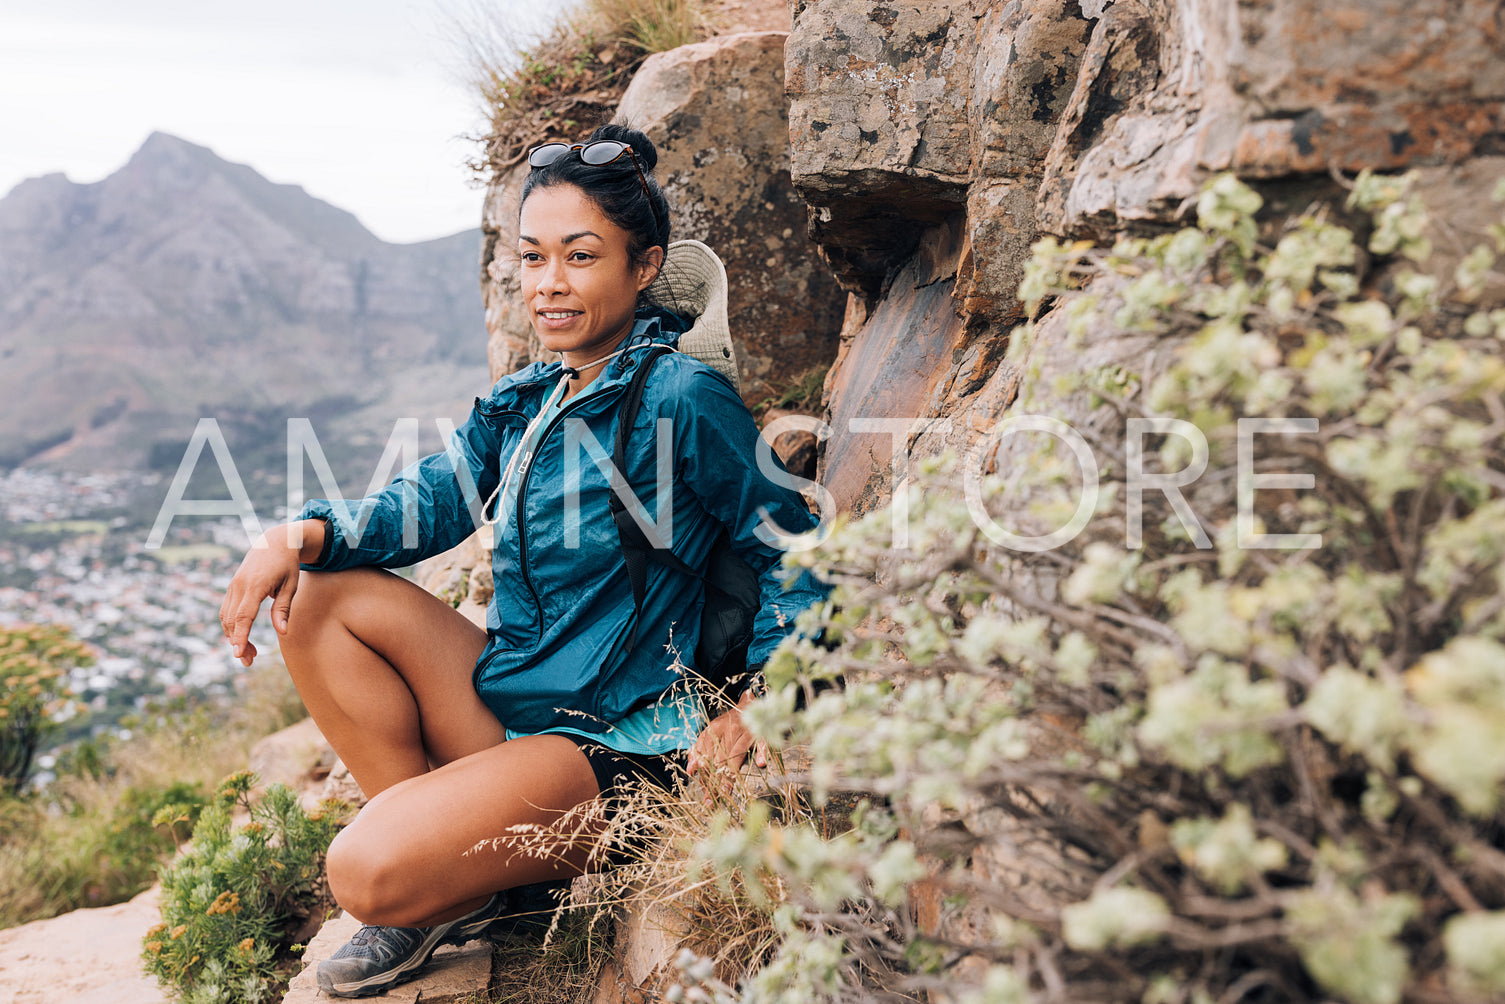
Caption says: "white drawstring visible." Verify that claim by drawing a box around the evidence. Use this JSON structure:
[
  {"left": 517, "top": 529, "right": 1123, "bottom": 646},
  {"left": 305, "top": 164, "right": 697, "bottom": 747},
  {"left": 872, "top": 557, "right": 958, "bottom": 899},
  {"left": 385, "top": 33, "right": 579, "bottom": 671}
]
[{"left": 479, "top": 344, "right": 669, "bottom": 529}]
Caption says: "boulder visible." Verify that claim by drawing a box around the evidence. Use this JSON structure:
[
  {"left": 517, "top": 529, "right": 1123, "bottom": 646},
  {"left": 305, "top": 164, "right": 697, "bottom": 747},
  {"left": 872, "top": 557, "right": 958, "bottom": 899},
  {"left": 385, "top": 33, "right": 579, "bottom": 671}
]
[
  {"left": 785, "top": 0, "right": 984, "bottom": 298},
  {"left": 1036, "top": 0, "right": 1505, "bottom": 237},
  {"left": 482, "top": 32, "right": 846, "bottom": 407},
  {"left": 248, "top": 716, "right": 335, "bottom": 799}
]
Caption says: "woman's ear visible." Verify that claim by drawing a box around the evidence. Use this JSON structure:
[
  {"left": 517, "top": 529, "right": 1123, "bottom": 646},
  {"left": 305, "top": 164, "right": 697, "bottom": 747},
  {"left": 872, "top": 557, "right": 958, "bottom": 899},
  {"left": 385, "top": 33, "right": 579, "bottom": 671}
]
[{"left": 635, "top": 245, "right": 666, "bottom": 292}]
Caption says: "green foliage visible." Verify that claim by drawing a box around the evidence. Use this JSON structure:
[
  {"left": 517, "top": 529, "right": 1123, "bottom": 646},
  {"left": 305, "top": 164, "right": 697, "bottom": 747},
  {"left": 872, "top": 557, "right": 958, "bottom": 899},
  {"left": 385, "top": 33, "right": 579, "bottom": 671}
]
[
  {"left": 0, "top": 622, "right": 91, "bottom": 791},
  {"left": 588, "top": 0, "right": 709, "bottom": 55},
  {"left": 0, "top": 665, "right": 306, "bottom": 929},
  {"left": 0, "top": 779, "right": 206, "bottom": 928},
  {"left": 142, "top": 773, "right": 347, "bottom": 1004},
  {"left": 689, "top": 173, "right": 1505, "bottom": 1001},
  {"left": 754, "top": 365, "right": 830, "bottom": 420}
]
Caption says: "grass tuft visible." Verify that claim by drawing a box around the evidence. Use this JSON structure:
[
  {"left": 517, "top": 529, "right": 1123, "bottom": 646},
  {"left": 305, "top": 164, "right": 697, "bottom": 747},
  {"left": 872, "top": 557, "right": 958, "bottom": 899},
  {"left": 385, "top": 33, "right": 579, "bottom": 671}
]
[
  {"left": 459, "top": 0, "right": 719, "bottom": 181},
  {"left": 462, "top": 742, "right": 848, "bottom": 1002}
]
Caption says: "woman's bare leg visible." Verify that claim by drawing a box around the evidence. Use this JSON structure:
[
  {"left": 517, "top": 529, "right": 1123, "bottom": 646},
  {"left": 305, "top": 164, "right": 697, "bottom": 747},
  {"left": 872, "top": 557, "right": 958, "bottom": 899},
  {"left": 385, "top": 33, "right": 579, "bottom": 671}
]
[
  {"left": 276, "top": 566, "right": 504, "bottom": 795},
  {"left": 273, "top": 566, "right": 608, "bottom": 929},
  {"left": 325, "top": 733, "right": 603, "bottom": 927}
]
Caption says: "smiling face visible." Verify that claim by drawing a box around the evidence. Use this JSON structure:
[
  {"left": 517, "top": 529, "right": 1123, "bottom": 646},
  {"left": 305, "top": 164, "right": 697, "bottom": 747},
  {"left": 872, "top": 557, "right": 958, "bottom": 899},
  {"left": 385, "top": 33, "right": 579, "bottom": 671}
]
[{"left": 518, "top": 183, "right": 662, "bottom": 375}]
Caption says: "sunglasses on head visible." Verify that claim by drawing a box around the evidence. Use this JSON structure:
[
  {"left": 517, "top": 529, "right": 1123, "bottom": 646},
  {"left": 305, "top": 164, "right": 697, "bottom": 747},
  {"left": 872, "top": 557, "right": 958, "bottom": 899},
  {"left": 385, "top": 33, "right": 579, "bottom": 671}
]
[{"left": 528, "top": 140, "right": 652, "bottom": 202}]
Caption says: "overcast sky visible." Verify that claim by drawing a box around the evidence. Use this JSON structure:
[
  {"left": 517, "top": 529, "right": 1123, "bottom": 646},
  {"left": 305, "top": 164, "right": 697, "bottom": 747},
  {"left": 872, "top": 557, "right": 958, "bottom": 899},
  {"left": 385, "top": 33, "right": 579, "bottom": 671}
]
[{"left": 0, "top": 0, "right": 548, "bottom": 243}]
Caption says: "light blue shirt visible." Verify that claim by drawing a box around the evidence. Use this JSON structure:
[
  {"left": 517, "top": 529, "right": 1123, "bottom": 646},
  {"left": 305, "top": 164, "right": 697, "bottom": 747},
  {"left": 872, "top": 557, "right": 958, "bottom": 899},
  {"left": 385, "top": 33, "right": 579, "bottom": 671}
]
[{"left": 507, "top": 683, "right": 704, "bottom": 755}]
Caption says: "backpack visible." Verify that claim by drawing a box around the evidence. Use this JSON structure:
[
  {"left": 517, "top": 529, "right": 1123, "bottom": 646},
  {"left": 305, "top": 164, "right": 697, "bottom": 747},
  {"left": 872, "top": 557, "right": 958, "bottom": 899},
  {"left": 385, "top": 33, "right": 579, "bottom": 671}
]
[{"left": 608, "top": 343, "right": 763, "bottom": 707}]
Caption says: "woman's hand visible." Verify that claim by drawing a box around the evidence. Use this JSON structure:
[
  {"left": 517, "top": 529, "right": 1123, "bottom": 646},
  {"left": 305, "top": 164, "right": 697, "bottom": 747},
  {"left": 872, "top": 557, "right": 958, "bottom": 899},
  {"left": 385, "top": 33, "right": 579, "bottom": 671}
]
[
  {"left": 687, "top": 688, "right": 768, "bottom": 798},
  {"left": 218, "top": 519, "right": 325, "bottom": 667}
]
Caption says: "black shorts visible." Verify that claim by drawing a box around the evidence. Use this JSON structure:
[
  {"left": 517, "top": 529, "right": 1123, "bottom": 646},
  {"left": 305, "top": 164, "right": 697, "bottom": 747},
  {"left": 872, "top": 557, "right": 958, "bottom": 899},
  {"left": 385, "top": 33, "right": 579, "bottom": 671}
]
[{"left": 556, "top": 733, "right": 686, "bottom": 801}]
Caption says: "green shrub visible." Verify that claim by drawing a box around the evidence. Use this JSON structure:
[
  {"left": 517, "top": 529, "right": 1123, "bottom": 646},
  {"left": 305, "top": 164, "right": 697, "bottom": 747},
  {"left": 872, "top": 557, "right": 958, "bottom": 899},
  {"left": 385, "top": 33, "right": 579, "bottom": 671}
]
[
  {"left": 0, "top": 665, "right": 305, "bottom": 929},
  {"left": 143, "top": 771, "right": 347, "bottom": 1004},
  {"left": 685, "top": 172, "right": 1505, "bottom": 1002},
  {"left": 0, "top": 779, "right": 205, "bottom": 926},
  {"left": 0, "top": 622, "right": 91, "bottom": 791}
]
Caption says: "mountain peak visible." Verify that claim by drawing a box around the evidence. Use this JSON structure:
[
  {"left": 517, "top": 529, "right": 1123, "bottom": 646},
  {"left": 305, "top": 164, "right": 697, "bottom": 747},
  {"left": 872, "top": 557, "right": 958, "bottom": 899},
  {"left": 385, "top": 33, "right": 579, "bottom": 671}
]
[
  {"left": 106, "top": 132, "right": 384, "bottom": 255},
  {"left": 138, "top": 130, "right": 203, "bottom": 154},
  {"left": 120, "top": 131, "right": 233, "bottom": 186}
]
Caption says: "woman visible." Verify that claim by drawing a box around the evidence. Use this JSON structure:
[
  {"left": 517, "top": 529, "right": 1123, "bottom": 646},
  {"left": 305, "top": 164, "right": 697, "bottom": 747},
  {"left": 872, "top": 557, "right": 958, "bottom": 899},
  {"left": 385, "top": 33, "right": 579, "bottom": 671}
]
[{"left": 217, "top": 123, "right": 826, "bottom": 998}]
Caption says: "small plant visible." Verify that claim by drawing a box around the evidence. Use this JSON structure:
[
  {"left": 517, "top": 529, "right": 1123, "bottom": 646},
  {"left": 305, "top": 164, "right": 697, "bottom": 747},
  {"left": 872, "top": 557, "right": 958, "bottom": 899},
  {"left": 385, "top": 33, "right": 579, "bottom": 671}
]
[
  {"left": 143, "top": 772, "right": 348, "bottom": 1004},
  {"left": 590, "top": 0, "right": 710, "bottom": 56},
  {"left": 754, "top": 365, "right": 830, "bottom": 420}
]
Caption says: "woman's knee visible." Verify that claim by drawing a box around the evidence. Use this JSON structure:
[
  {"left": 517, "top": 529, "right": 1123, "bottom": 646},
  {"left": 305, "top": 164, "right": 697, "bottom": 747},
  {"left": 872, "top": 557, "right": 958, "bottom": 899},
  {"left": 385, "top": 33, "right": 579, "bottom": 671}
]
[
  {"left": 279, "top": 567, "right": 381, "bottom": 656},
  {"left": 325, "top": 819, "right": 430, "bottom": 926}
]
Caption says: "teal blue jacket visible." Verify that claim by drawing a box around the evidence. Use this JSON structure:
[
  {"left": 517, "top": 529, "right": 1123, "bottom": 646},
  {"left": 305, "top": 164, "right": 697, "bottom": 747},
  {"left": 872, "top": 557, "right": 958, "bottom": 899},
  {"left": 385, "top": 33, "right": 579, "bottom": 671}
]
[{"left": 298, "top": 311, "right": 826, "bottom": 733}]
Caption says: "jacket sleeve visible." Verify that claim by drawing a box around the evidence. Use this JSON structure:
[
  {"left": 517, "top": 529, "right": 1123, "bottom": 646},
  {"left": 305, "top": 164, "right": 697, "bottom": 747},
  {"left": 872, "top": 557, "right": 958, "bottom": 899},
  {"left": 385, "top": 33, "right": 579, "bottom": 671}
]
[
  {"left": 667, "top": 364, "right": 831, "bottom": 666},
  {"left": 297, "top": 400, "right": 506, "bottom": 572}
]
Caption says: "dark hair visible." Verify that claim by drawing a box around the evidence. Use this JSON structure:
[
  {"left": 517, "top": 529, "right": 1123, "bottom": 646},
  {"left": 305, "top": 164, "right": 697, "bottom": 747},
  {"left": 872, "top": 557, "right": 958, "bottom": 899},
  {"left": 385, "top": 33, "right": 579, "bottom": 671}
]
[{"left": 519, "top": 122, "right": 672, "bottom": 271}]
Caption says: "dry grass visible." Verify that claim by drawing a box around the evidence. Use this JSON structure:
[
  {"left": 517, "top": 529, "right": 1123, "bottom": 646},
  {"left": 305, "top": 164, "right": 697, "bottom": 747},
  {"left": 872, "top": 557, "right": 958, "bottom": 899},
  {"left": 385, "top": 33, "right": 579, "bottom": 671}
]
[
  {"left": 461, "top": 745, "right": 844, "bottom": 1002},
  {"left": 485, "top": 906, "right": 604, "bottom": 1004},
  {"left": 459, "top": 0, "right": 720, "bottom": 180}
]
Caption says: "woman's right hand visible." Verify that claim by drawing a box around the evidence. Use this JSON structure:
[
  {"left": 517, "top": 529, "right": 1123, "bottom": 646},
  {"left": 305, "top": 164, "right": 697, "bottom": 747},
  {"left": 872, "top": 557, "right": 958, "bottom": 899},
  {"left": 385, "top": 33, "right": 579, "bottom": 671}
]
[{"left": 219, "top": 519, "right": 325, "bottom": 667}]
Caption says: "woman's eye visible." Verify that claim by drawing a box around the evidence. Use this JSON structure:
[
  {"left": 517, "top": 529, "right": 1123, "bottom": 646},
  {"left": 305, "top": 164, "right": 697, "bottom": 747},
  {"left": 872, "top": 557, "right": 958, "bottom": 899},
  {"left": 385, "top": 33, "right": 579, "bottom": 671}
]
[
  {"left": 569, "top": 251, "right": 594, "bottom": 262},
  {"left": 520, "top": 251, "right": 542, "bottom": 263}
]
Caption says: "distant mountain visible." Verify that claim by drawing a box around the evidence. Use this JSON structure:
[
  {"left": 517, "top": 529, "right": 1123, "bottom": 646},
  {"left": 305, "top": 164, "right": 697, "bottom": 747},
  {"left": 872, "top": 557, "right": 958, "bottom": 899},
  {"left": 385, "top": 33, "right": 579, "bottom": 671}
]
[{"left": 0, "top": 132, "right": 489, "bottom": 480}]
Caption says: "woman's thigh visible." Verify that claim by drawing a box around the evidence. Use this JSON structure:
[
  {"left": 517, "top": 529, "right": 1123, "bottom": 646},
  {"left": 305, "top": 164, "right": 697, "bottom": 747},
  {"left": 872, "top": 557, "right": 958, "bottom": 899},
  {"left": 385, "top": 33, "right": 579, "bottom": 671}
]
[
  {"left": 325, "top": 733, "right": 602, "bottom": 927},
  {"left": 284, "top": 567, "right": 504, "bottom": 768}
]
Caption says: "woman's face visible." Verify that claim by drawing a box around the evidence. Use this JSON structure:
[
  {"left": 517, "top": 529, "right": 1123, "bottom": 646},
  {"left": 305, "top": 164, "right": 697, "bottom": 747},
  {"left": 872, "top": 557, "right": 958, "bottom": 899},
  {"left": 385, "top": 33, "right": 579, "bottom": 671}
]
[{"left": 517, "top": 183, "right": 661, "bottom": 368}]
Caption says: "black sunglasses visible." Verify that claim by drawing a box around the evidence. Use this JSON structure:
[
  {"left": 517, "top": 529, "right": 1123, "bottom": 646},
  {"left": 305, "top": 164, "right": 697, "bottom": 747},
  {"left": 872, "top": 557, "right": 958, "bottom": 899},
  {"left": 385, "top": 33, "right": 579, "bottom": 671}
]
[{"left": 528, "top": 140, "right": 652, "bottom": 202}]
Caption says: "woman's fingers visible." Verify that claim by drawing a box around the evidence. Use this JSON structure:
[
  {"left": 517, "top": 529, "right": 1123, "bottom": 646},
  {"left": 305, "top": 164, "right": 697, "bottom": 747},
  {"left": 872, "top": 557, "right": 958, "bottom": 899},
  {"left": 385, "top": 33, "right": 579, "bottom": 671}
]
[
  {"left": 219, "top": 529, "right": 301, "bottom": 665},
  {"left": 689, "top": 706, "right": 765, "bottom": 799},
  {"left": 270, "top": 571, "right": 298, "bottom": 635},
  {"left": 225, "top": 594, "right": 262, "bottom": 664}
]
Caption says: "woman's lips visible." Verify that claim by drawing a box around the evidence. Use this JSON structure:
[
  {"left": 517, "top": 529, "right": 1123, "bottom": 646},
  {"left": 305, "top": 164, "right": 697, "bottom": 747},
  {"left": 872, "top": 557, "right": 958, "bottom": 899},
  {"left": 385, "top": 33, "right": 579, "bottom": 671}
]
[{"left": 537, "top": 309, "right": 582, "bottom": 329}]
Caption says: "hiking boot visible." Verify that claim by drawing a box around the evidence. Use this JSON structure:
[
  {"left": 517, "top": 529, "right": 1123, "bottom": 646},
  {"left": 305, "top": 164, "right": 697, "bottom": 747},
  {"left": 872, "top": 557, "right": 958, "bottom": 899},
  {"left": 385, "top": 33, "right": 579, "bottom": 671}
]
[{"left": 316, "top": 893, "right": 505, "bottom": 998}]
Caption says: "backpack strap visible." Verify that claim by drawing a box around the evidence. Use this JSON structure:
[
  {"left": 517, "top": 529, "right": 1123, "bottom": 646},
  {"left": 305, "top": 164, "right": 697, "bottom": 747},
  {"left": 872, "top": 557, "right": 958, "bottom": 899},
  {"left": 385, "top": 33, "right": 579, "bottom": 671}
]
[
  {"left": 608, "top": 345, "right": 699, "bottom": 652},
  {"left": 609, "top": 345, "right": 760, "bottom": 695}
]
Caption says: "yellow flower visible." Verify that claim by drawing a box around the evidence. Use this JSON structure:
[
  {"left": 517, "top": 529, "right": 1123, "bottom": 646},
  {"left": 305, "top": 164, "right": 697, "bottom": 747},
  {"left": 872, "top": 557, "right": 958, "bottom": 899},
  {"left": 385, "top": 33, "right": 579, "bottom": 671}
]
[
  {"left": 207, "top": 891, "right": 241, "bottom": 916},
  {"left": 238, "top": 938, "right": 255, "bottom": 954},
  {"left": 170, "top": 925, "right": 187, "bottom": 940}
]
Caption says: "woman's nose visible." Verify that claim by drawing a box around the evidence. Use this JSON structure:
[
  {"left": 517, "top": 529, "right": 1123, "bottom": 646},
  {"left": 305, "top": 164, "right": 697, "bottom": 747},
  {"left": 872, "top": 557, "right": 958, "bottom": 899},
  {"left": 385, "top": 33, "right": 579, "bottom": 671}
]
[{"left": 540, "top": 258, "right": 568, "bottom": 293}]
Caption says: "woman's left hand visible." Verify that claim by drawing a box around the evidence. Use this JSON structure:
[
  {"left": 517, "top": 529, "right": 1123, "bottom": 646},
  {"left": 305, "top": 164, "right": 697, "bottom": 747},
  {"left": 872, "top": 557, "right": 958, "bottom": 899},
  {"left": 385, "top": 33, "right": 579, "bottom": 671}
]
[{"left": 688, "top": 689, "right": 767, "bottom": 798}]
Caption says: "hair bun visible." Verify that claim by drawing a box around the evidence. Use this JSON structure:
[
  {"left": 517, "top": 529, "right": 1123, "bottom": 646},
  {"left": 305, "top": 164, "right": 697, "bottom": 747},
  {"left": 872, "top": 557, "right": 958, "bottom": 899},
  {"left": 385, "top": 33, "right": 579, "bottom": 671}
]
[{"left": 590, "top": 122, "right": 658, "bottom": 173}]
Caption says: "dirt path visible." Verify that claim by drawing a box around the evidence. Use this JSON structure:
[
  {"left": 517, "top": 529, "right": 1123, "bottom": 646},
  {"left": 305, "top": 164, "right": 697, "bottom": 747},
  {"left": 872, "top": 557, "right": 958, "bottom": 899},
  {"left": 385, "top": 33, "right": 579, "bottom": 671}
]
[{"left": 0, "top": 885, "right": 168, "bottom": 1004}]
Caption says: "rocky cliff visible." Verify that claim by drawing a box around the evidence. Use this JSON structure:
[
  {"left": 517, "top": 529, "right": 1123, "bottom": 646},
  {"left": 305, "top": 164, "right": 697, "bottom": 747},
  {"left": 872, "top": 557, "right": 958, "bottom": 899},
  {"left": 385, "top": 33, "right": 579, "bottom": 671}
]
[
  {"left": 476, "top": 1, "right": 1504, "bottom": 520},
  {"left": 787, "top": 0, "right": 1504, "bottom": 513}
]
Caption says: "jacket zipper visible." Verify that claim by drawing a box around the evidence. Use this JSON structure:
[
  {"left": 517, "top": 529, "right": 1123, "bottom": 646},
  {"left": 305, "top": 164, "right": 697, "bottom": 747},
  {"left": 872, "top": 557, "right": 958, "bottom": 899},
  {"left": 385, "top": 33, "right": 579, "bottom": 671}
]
[{"left": 514, "top": 382, "right": 630, "bottom": 637}]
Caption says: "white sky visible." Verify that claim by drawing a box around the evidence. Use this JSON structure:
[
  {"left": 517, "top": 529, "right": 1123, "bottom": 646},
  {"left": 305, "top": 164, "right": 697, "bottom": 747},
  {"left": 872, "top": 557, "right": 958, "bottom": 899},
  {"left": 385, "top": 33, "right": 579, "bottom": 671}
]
[{"left": 0, "top": 0, "right": 550, "bottom": 244}]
